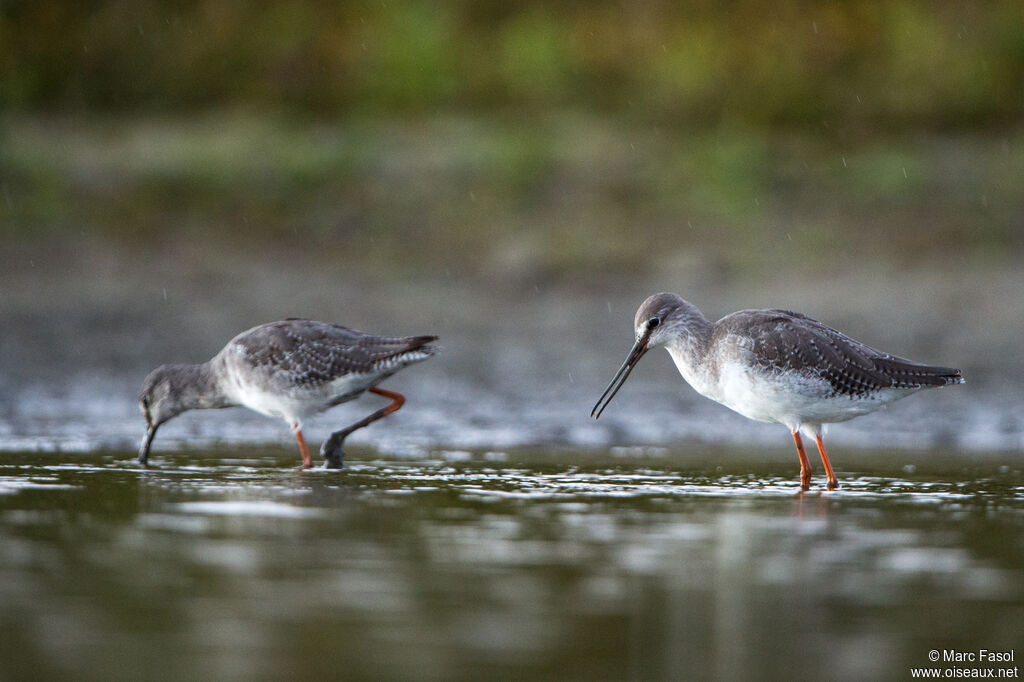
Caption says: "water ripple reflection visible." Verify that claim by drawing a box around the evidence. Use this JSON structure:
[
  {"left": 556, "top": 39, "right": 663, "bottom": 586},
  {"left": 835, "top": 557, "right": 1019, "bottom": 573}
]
[{"left": 0, "top": 449, "right": 1020, "bottom": 681}]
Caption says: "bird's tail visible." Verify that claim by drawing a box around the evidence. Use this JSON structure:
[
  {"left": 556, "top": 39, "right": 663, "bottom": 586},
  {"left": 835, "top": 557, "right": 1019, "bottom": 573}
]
[
  {"left": 874, "top": 357, "right": 964, "bottom": 388},
  {"left": 404, "top": 335, "right": 441, "bottom": 356},
  {"left": 366, "top": 335, "right": 441, "bottom": 371}
]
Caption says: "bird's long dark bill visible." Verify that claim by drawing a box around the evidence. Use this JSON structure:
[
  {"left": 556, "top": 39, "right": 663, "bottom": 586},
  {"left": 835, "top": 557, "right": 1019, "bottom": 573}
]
[
  {"left": 138, "top": 424, "right": 158, "bottom": 465},
  {"left": 591, "top": 337, "right": 649, "bottom": 419}
]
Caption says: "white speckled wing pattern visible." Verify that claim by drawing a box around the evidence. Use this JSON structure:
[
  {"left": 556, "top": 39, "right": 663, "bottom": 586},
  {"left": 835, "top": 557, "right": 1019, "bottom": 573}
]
[
  {"left": 216, "top": 319, "right": 439, "bottom": 422},
  {"left": 232, "top": 319, "right": 437, "bottom": 384},
  {"left": 719, "top": 309, "right": 964, "bottom": 398}
]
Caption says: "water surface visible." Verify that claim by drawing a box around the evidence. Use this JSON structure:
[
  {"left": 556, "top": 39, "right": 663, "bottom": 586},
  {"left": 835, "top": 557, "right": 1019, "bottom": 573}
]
[{"left": 1, "top": 448, "right": 1021, "bottom": 681}]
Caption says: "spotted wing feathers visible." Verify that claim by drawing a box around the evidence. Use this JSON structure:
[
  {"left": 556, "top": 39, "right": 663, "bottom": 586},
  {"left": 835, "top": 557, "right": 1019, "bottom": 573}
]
[
  {"left": 732, "top": 310, "right": 963, "bottom": 397},
  {"left": 231, "top": 319, "right": 439, "bottom": 388}
]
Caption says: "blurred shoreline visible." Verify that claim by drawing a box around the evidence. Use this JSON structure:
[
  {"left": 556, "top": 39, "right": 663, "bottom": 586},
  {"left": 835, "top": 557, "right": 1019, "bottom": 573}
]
[{"left": 3, "top": 114, "right": 1022, "bottom": 274}]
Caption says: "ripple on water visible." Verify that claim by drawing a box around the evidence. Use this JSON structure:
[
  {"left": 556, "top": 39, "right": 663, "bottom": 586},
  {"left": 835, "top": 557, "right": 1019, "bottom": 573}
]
[
  {"left": 0, "top": 477, "right": 81, "bottom": 494},
  {"left": 1, "top": 452, "right": 1021, "bottom": 510},
  {"left": 0, "top": 447, "right": 1021, "bottom": 682},
  {"left": 170, "top": 501, "right": 327, "bottom": 519},
  {"left": 330, "top": 464, "right": 1015, "bottom": 508}
]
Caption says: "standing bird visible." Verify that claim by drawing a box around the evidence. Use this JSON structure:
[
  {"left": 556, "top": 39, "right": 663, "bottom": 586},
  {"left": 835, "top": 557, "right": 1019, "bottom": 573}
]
[
  {"left": 138, "top": 319, "right": 439, "bottom": 469},
  {"left": 591, "top": 293, "right": 963, "bottom": 490}
]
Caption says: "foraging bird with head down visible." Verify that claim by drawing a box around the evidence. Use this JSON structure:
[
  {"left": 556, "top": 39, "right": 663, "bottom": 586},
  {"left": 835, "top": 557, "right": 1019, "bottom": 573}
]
[
  {"left": 139, "top": 319, "right": 439, "bottom": 468},
  {"left": 592, "top": 293, "right": 964, "bottom": 490}
]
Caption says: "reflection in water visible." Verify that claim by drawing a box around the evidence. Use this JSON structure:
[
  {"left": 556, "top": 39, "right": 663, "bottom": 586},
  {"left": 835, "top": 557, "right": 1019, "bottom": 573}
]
[{"left": 0, "top": 450, "right": 1021, "bottom": 681}]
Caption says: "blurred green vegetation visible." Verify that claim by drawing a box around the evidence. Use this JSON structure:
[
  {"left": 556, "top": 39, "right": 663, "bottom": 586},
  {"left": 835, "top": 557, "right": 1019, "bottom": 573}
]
[
  {"left": 3, "top": 114, "right": 1021, "bottom": 276},
  {"left": 1, "top": 1, "right": 1022, "bottom": 274},
  {"left": 3, "top": 1, "right": 1022, "bottom": 127}
]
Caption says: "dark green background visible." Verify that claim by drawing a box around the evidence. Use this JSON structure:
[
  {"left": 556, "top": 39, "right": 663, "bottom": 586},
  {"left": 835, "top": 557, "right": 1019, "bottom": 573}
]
[{"left": 3, "top": 1, "right": 1022, "bottom": 274}]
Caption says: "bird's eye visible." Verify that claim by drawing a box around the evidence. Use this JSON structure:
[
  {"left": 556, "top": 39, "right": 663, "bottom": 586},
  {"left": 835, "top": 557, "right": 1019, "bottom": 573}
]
[
  {"left": 141, "top": 397, "right": 149, "bottom": 409},
  {"left": 648, "top": 317, "right": 660, "bottom": 329}
]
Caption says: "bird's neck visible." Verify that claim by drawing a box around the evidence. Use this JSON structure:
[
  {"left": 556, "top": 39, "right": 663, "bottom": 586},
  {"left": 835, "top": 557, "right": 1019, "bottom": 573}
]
[
  {"left": 663, "top": 311, "right": 715, "bottom": 383},
  {"left": 170, "top": 362, "right": 234, "bottom": 411}
]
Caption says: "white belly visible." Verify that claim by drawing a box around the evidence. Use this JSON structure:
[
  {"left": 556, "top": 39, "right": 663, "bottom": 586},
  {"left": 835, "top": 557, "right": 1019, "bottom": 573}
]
[
  {"left": 225, "top": 370, "right": 380, "bottom": 425},
  {"left": 669, "top": 347, "right": 917, "bottom": 431}
]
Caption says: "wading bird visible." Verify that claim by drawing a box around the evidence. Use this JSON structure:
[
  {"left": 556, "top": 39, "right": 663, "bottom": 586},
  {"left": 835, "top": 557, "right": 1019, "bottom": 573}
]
[
  {"left": 139, "top": 319, "right": 439, "bottom": 468},
  {"left": 591, "top": 293, "right": 963, "bottom": 489}
]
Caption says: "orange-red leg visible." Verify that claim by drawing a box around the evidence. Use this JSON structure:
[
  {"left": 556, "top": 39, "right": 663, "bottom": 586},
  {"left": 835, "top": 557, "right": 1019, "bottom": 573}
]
[
  {"left": 814, "top": 434, "right": 839, "bottom": 490},
  {"left": 369, "top": 387, "right": 405, "bottom": 416},
  {"left": 293, "top": 425, "right": 312, "bottom": 469},
  {"left": 320, "top": 388, "right": 407, "bottom": 469},
  {"left": 792, "top": 431, "right": 812, "bottom": 490}
]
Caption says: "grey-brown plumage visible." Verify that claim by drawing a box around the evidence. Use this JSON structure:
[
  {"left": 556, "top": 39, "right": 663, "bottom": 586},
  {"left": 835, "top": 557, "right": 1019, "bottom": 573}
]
[
  {"left": 722, "top": 309, "right": 963, "bottom": 398},
  {"left": 139, "top": 319, "right": 440, "bottom": 469},
  {"left": 227, "top": 319, "right": 438, "bottom": 396},
  {"left": 592, "top": 293, "right": 964, "bottom": 490}
]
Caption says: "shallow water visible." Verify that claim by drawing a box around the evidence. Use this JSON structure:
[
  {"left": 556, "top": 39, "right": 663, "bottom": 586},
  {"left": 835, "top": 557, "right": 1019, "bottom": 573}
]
[{"left": 1, "top": 448, "right": 1021, "bottom": 681}]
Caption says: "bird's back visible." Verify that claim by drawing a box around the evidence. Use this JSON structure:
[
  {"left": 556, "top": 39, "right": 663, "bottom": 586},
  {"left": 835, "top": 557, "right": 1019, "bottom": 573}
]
[
  {"left": 715, "top": 309, "right": 963, "bottom": 399},
  {"left": 216, "top": 319, "right": 439, "bottom": 417}
]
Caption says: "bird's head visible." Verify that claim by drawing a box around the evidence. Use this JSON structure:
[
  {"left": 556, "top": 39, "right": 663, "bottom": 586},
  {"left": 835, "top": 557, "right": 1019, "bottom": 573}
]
[
  {"left": 632, "top": 292, "right": 704, "bottom": 349},
  {"left": 138, "top": 364, "right": 196, "bottom": 465},
  {"left": 592, "top": 293, "right": 702, "bottom": 419}
]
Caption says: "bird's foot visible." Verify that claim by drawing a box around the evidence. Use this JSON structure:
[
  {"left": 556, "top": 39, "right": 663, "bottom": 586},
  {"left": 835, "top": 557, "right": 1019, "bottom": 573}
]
[
  {"left": 320, "top": 432, "right": 347, "bottom": 470},
  {"left": 323, "top": 450, "right": 345, "bottom": 469}
]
